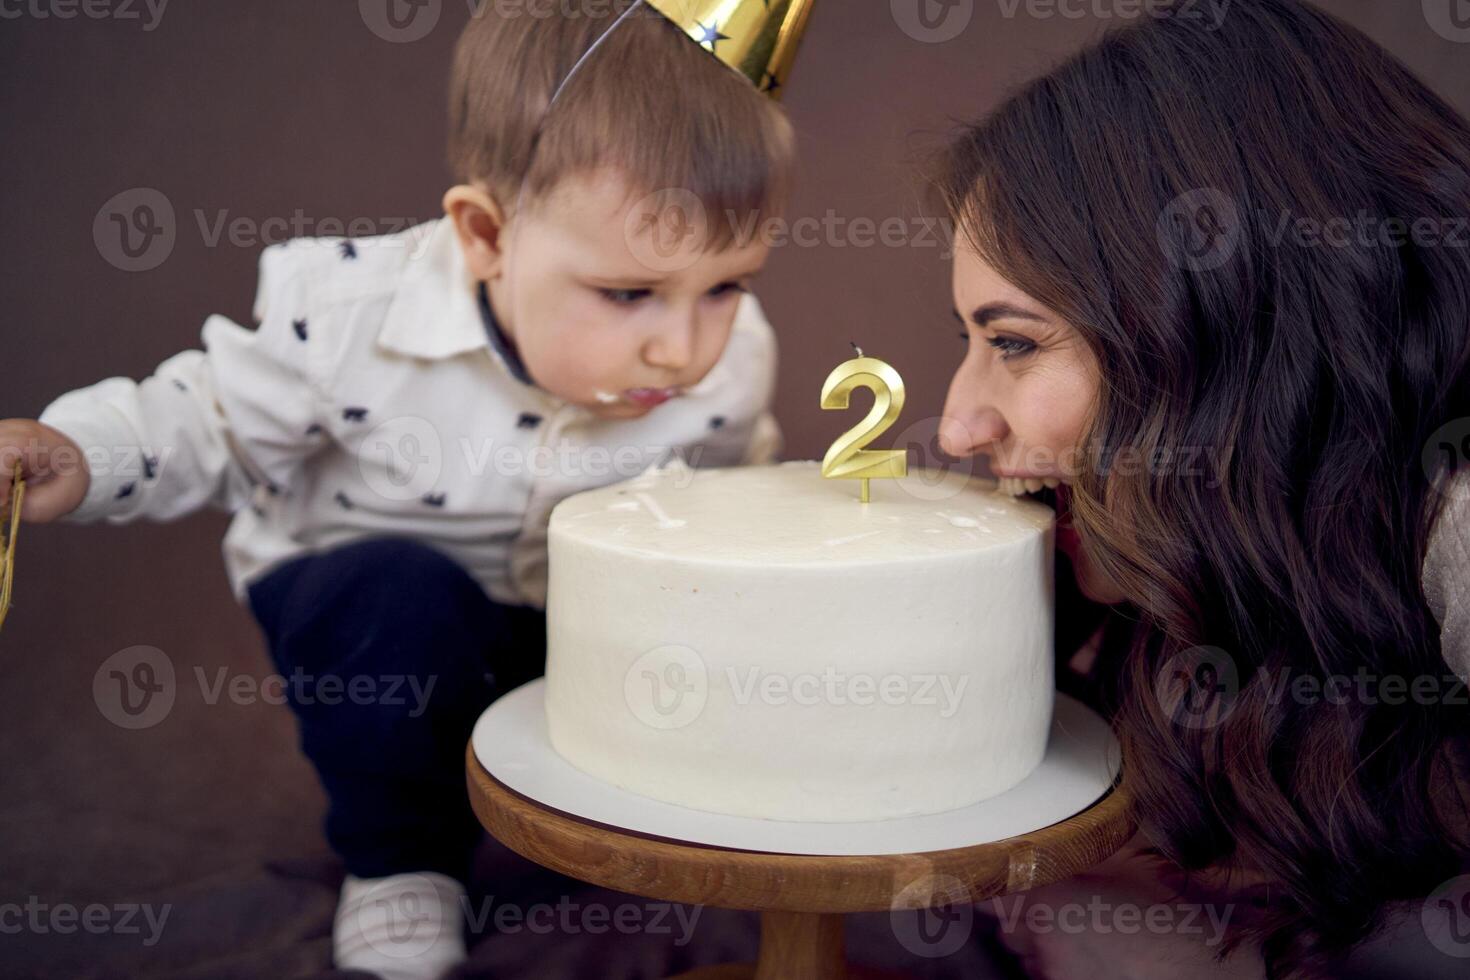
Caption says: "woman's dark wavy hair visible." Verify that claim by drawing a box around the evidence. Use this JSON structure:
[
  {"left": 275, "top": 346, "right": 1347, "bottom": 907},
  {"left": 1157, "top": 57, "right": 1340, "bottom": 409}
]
[{"left": 931, "top": 0, "right": 1470, "bottom": 975}]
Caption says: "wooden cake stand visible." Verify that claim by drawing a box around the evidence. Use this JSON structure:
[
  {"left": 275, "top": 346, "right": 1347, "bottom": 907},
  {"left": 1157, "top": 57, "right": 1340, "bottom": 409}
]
[{"left": 466, "top": 743, "right": 1134, "bottom": 979}]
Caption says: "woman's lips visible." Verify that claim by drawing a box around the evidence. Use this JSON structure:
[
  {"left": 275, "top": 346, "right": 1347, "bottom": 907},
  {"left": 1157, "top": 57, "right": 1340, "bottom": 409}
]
[{"left": 623, "top": 387, "right": 682, "bottom": 408}]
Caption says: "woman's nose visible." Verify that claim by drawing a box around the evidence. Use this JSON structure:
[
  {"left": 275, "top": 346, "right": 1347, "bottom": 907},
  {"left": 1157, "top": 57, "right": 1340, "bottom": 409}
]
[{"left": 938, "top": 403, "right": 1008, "bottom": 458}]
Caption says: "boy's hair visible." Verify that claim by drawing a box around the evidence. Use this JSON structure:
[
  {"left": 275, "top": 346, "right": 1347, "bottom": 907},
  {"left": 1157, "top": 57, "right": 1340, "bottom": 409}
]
[{"left": 448, "top": 1, "right": 796, "bottom": 248}]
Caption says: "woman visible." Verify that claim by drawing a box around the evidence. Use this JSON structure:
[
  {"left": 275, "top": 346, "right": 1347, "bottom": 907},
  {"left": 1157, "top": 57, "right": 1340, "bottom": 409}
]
[{"left": 928, "top": 1, "right": 1470, "bottom": 976}]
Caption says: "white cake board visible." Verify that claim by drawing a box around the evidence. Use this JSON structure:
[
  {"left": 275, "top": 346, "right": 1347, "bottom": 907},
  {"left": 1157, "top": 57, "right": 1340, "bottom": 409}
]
[{"left": 471, "top": 678, "right": 1122, "bottom": 857}]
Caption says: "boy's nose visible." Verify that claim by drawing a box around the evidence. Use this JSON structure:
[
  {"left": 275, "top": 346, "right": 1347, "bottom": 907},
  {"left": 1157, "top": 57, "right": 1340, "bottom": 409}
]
[{"left": 643, "top": 316, "right": 696, "bottom": 373}]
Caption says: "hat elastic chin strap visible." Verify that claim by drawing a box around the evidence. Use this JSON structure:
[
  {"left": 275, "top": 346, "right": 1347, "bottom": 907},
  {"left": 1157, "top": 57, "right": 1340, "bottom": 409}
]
[{"left": 499, "top": 0, "right": 650, "bottom": 385}]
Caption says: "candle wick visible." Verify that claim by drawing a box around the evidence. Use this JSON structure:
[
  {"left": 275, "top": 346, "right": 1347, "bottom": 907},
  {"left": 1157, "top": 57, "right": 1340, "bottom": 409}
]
[{"left": 850, "top": 341, "right": 863, "bottom": 358}]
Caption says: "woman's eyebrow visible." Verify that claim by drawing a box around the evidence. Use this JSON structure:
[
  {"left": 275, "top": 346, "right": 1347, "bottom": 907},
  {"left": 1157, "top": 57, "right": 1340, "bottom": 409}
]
[{"left": 951, "top": 302, "right": 1048, "bottom": 328}]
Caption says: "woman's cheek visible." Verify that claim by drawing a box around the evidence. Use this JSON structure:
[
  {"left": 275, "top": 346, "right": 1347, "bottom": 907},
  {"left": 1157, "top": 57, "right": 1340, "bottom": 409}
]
[{"left": 1028, "top": 354, "right": 1100, "bottom": 463}]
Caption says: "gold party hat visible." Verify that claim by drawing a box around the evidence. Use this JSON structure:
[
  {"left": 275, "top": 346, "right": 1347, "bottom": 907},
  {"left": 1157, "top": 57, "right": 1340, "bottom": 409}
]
[{"left": 645, "top": 0, "right": 817, "bottom": 99}]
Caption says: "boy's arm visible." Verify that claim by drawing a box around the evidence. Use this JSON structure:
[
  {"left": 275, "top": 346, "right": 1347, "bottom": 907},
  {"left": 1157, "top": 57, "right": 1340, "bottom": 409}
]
[{"left": 38, "top": 246, "right": 330, "bottom": 524}]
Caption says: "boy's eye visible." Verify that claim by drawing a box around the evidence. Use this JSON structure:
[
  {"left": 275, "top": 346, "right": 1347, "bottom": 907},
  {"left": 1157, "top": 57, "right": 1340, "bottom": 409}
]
[
  {"left": 597, "top": 282, "right": 747, "bottom": 305},
  {"left": 598, "top": 287, "right": 651, "bottom": 305},
  {"left": 707, "top": 282, "right": 747, "bottom": 299}
]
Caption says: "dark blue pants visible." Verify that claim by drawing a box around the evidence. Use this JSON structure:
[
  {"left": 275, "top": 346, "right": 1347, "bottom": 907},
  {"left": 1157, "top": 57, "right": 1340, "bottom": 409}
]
[{"left": 245, "top": 536, "right": 546, "bottom": 885}]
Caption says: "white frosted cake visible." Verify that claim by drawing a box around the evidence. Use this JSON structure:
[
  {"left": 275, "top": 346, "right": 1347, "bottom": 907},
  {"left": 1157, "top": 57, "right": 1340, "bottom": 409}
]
[{"left": 543, "top": 460, "right": 1056, "bottom": 822}]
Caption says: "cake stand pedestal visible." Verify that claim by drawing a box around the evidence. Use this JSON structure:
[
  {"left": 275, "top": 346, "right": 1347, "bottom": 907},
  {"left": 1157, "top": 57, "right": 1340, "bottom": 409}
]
[{"left": 465, "top": 715, "right": 1134, "bottom": 979}]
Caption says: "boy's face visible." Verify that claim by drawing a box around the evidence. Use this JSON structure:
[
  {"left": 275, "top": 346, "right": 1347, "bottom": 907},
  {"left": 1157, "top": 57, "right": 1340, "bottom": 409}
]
[{"left": 476, "top": 170, "right": 772, "bottom": 421}]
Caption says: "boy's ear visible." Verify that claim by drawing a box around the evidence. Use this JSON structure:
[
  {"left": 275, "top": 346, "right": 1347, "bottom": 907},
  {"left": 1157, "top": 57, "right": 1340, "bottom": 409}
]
[{"left": 443, "top": 184, "right": 509, "bottom": 281}]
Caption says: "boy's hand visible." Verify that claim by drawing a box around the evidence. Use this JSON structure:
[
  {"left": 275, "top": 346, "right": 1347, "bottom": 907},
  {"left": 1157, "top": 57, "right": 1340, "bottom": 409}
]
[{"left": 0, "top": 419, "right": 90, "bottom": 523}]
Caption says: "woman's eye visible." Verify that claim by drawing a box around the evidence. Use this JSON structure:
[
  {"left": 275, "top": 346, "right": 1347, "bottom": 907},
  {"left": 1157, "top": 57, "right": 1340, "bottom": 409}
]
[
  {"left": 957, "top": 328, "right": 1033, "bottom": 360},
  {"left": 988, "top": 335, "right": 1036, "bottom": 360},
  {"left": 599, "top": 288, "right": 650, "bottom": 305}
]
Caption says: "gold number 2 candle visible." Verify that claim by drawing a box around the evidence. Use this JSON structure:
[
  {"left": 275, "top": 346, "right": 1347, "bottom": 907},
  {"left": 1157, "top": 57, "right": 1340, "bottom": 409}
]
[{"left": 820, "top": 345, "right": 908, "bottom": 503}]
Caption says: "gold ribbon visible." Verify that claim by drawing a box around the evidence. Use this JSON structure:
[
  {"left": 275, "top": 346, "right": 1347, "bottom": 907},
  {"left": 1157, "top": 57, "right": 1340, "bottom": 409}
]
[{"left": 0, "top": 462, "right": 23, "bottom": 631}]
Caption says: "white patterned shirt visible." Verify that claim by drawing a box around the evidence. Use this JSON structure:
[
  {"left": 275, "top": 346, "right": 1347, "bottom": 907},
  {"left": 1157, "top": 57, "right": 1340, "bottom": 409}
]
[{"left": 38, "top": 217, "right": 782, "bottom": 609}]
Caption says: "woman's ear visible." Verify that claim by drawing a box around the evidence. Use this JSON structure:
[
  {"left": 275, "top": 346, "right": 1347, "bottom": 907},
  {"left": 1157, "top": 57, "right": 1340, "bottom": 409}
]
[{"left": 442, "top": 184, "right": 508, "bottom": 281}]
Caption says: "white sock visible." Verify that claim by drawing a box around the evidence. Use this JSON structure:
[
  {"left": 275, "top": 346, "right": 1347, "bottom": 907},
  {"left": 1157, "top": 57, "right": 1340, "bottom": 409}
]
[{"left": 333, "top": 871, "right": 468, "bottom": 980}]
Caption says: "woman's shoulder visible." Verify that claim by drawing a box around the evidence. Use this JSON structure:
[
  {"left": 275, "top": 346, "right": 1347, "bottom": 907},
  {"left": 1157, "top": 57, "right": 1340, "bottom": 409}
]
[{"left": 1424, "top": 467, "right": 1470, "bottom": 680}]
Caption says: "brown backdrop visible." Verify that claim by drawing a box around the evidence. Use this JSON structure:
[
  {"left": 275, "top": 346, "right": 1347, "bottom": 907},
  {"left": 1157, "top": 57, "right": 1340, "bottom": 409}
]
[{"left": 2, "top": 2, "right": 1467, "bottom": 977}]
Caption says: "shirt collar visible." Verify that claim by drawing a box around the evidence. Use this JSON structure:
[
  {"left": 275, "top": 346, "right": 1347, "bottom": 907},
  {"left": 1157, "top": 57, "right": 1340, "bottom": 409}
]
[
  {"left": 376, "top": 217, "right": 527, "bottom": 389},
  {"left": 476, "top": 280, "right": 535, "bottom": 386}
]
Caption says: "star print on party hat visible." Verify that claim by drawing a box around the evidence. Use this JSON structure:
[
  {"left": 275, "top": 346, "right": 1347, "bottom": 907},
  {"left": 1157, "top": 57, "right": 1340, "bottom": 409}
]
[{"left": 644, "top": 0, "right": 818, "bottom": 98}]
